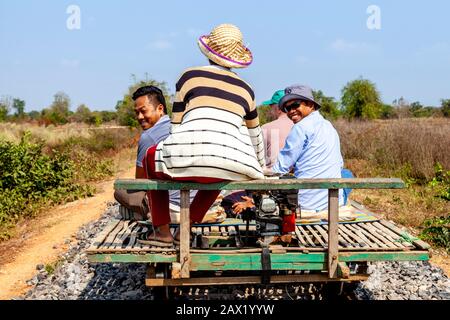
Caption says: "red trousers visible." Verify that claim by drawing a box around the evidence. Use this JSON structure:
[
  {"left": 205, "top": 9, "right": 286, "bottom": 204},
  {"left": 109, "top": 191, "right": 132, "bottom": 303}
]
[{"left": 144, "top": 145, "right": 224, "bottom": 227}]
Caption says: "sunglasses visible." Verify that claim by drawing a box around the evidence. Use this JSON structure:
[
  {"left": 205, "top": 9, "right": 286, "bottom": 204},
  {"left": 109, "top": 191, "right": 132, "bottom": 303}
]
[{"left": 283, "top": 101, "right": 303, "bottom": 112}]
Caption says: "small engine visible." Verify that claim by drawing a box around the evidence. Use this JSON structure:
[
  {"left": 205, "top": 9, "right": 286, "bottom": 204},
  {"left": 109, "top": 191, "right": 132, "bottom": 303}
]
[
  {"left": 220, "top": 175, "right": 299, "bottom": 247},
  {"left": 240, "top": 179, "right": 298, "bottom": 246}
]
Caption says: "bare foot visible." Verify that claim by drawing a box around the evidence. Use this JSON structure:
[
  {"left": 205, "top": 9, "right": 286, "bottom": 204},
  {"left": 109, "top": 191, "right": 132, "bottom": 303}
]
[{"left": 146, "top": 225, "right": 173, "bottom": 243}]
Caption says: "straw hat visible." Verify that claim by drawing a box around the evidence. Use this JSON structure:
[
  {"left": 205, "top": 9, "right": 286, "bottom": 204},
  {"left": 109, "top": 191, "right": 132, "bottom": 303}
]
[{"left": 198, "top": 24, "right": 253, "bottom": 69}]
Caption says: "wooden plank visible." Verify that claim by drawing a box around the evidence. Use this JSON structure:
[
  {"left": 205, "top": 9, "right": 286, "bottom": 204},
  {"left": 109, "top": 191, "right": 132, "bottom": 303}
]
[
  {"left": 339, "top": 251, "right": 429, "bottom": 262},
  {"left": 123, "top": 223, "right": 140, "bottom": 250},
  {"left": 88, "top": 247, "right": 177, "bottom": 253},
  {"left": 322, "top": 224, "right": 352, "bottom": 248},
  {"left": 210, "top": 226, "right": 221, "bottom": 236},
  {"left": 328, "top": 189, "right": 339, "bottom": 278},
  {"left": 87, "top": 219, "right": 122, "bottom": 250},
  {"left": 313, "top": 225, "right": 329, "bottom": 246},
  {"left": 359, "top": 222, "right": 401, "bottom": 249},
  {"left": 298, "top": 226, "right": 317, "bottom": 247},
  {"left": 145, "top": 274, "right": 370, "bottom": 287},
  {"left": 87, "top": 253, "right": 177, "bottom": 263},
  {"left": 345, "top": 224, "right": 378, "bottom": 248},
  {"left": 372, "top": 221, "right": 411, "bottom": 248},
  {"left": 220, "top": 226, "right": 228, "bottom": 236},
  {"left": 88, "top": 250, "right": 429, "bottom": 265},
  {"left": 179, "top": 189, "right": 191, "bottom": 278},
  {"left": 129, "top": 223, "right": 142, "bottom": 249},
  {"left": 102, "top": 220, "right": 126, "bottom": 248},
  {"left": 373, "top": 221, "right": 405, "bottom": 240},
  {"left": 295, "top": 226, "right": 308, "bottom": 246},
  {"left": 306, "top": 225, "right": 326, "bottom": 247},
  {"left": 111, "top": 220, "right": 130, "bottom": 248},
  {"left": 228, "top": 226, "right": 242, "bottom": 248},
  {"left": 339, "top": 224, "right": 372, "bottom": 248},
  {"left": 379, "top": 220, "right": 431, "bottom": 250},
  {"left": 115, "top": 178, "right": 405, "bottom": 191},
  {"left": 350, "top": 223, "right": 389, "bottom": 249},
  {"left": 119, "top": 222, "right": 137, "bottom": 249}
]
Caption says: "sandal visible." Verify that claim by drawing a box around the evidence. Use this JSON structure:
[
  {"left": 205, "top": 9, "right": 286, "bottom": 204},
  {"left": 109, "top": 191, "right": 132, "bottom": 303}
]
[{"left": 137, "top": 230, "right": 173, "bottom": 247}]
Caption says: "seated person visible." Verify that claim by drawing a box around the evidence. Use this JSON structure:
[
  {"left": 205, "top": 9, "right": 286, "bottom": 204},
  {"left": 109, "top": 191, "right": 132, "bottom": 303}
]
[
  {"left": 229, "top": 85, "right": 354, "bottom": 216},
  {"left": 261, "top": 89, "right": 293, "bottom": 169},
  {"left": 140, "top": 24, "right": 265, "bottom": 246},
  {"left": 114, "top": 85, "right": 196, "bottom": 222},
  {"left": 272, "top": 84, "right": 345, "bottom": 214}
]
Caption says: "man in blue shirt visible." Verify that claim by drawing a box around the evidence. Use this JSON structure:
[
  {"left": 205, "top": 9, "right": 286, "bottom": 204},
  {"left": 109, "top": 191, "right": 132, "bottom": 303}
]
[
  {"left": 115, "top": 86, "right": 196, "bottom": 221},
  {"left": 114, "top": 86, "right": 170, "bottom": 220},
  {"left": 272, "top": 85, "right": 345, "bottom": 213}
]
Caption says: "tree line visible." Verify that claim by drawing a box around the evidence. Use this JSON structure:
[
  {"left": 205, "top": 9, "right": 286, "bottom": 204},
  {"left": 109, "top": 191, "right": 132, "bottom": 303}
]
[{"left": 1, "top": 77, "right": 449, "bottom": 127}]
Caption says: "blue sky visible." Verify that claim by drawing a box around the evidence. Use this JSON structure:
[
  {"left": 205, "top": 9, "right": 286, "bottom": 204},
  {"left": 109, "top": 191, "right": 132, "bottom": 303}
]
[{"left": 1, "top": 0, "right": 449, "bottom": 112}]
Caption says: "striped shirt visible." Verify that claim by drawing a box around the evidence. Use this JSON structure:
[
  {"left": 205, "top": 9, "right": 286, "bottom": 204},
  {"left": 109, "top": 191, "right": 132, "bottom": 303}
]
[{"left": 155, "top": 65, "right": 265, "bottom": 180}]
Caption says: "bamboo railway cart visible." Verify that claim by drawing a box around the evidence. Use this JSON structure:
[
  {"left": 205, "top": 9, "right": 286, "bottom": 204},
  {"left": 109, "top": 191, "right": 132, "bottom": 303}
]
[{"left": 86, "top": 178, "right": 430, "bottom": 288}]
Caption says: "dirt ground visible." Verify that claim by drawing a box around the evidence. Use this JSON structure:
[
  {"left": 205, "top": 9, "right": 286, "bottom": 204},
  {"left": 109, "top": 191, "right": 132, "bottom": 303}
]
[
  {"left": 0, "top": 167, "right": 134, "bottom": 300},
  {"left": 0, "top": 171, "right": 448, "bottom": 299}
]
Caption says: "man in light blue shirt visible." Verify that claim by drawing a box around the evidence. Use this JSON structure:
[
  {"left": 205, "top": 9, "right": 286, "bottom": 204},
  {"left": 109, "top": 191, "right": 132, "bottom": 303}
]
[
  {"left": 272, "top": 85, "right": 345, "bottom": 212},
  {"left": 114, "top": 85, "right": 195, "bottom": 220}
]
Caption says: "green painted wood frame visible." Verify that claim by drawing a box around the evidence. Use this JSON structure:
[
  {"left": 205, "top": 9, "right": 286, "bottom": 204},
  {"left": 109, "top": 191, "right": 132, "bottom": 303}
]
[
  {"left": 115, "top": 178, "right": 405, "bottom": 191},
  {"left": 87, "top": 251, "right": 430, "bottom": 269},
  {"left": 112, "top": 177, "right": 406, "bottom": 279}
]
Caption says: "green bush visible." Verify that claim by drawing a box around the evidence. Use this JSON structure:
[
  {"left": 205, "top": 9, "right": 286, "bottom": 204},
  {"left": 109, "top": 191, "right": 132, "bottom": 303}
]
[
  {"left": 0, "top": 132, "right": 93, "bottom": 239},
  {"left": 420, "top": 216, "right": 450, "bottom": 251},
  {"left": 428, "top": 163, "right": 450, "bottom": 201}
]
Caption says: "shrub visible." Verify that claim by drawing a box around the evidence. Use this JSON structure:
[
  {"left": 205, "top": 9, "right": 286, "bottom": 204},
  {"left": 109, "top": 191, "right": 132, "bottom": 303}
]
[
  {"left": 420, "top": 216, "right": 450, "bottom": 251},
  {"left": 0, "top": 132, "right": 94, "bottom": 239}
]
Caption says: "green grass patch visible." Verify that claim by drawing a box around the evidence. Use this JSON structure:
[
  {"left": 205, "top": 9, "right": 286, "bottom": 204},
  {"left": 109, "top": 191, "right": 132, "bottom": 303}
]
[{"left": 420, "top": 216, "right": 450, "bottom": 252}]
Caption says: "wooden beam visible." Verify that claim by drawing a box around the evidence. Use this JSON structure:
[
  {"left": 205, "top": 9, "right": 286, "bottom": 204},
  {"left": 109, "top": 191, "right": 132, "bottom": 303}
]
[
  {"left": 87, "top": 250, "right": 430, "bottom": 264},
  {"left": 180, "top": 190, "right": 191, "bottom": 279},
  {"left": 328, "top": 189, "right": 339, "bottom": 278},
  {"left": 114, "top": 178, "right": 405, "bottom": 191},
  {"left": 145, "top": 273, "right": 369, "bottom": 287}
]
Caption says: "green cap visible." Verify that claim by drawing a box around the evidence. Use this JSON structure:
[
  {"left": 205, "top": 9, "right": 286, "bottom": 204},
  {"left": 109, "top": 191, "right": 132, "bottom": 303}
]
[{"left": 261, "top": 90, "right": 285, "bottom": 106}]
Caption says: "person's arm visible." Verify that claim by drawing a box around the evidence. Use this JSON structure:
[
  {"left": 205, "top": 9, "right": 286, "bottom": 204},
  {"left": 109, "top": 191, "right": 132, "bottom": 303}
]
[
  {"left": 245, "top": 100, "right": 266, "bottom": 168},
  {"left": 272, "top": 125, "right": 305, "bottom": 174}
]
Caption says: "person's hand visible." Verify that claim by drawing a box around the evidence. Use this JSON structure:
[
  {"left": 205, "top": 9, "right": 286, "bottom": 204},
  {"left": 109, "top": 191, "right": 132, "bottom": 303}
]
[{"left": 231, "top": 196, "right": 254, "bottom": 215}]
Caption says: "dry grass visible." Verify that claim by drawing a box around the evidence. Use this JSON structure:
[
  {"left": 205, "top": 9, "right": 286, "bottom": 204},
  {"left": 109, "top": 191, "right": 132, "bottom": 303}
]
[
  {"left": 334, "top": 118, "right": 450, "bottom": 182},
  {"left": 0, "top": 122, "right": 92, "bottom": 145},
  {"left": 332, "top": 118, "right": 450, "bottom": 230}
]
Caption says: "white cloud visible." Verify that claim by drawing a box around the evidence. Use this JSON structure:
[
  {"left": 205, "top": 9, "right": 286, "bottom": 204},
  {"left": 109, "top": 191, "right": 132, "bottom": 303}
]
[
  {"left": 330, "top": 38, "right": 379, "bottom": 54},
  {"left": 60, "top": 59, "right": 80, "bottom": 68}
]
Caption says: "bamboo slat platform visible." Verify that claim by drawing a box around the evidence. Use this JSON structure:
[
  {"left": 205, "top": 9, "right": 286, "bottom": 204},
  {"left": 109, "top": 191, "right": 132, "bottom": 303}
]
[
  {"left": 86, "top": 214, "right": 430, "bottom": 262},
  {"left": 86, "top": 177, "right": 431, "bottom": 285}
]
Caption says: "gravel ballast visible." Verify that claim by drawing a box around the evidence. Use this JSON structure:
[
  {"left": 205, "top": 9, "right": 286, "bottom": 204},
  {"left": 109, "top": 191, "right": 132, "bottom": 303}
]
[{"left": 20, "top": 203, "right": 450, "bottom": 300}]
